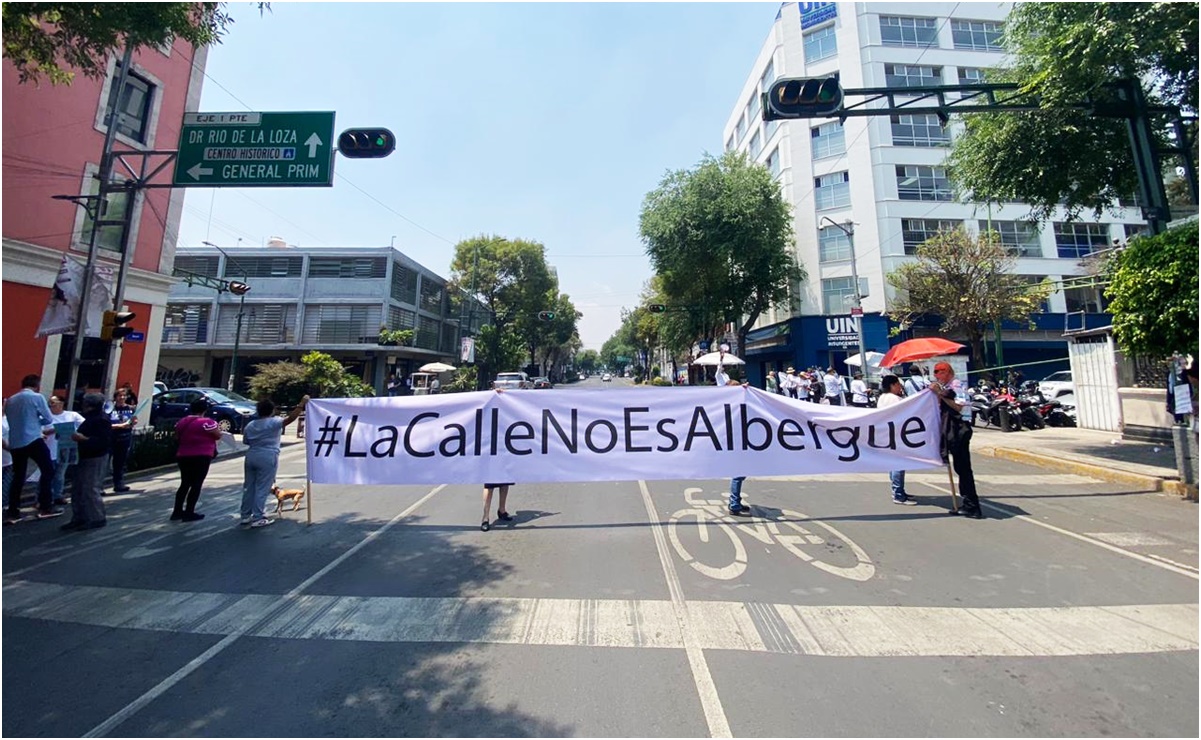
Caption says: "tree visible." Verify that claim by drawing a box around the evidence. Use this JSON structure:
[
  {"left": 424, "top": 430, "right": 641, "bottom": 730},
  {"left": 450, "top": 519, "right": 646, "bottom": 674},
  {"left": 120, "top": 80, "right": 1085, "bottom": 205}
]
[
  {"left": 576, "top": 350, "right": 599, "bottom": 375},
  {"left": 247, "top": 351, "right": 372, "bottom": 404},
  {"left": 3, "top": 3, "right": 267, "bottom": 86},
  {"left": 1104, "top": 221, "right": 1199, "bottom": 359},
  {"left": 639, "top": 150, "right": 804, "bottom": 358},
  {"left": 946, "top": 3, "right": 1199, "bottom": 222},
  {"left": 300, "top": 351, "right": 373, "bottom": 398},
  {"left": 886, "top": 229, "right": 1053, "bottom": 370}
]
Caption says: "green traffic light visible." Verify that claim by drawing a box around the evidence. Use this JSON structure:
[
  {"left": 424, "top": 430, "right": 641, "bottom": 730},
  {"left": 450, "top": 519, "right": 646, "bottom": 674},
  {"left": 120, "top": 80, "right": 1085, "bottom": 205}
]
[{"left": 375, "top": 135, "right": 387, "bottom": 147}]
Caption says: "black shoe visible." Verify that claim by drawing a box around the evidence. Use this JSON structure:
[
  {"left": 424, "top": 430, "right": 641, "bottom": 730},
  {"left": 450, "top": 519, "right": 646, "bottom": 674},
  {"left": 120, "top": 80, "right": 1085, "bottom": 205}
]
[
  {"left": 736, "top": 504, "right": 750, "bottom": 512},
  {"left": 480, "top": 521, "right": 491, "bottom": 532},
  {"left": 728, "top": 507, "right": 752, "bottom": 516},
  {"left": 961, "top": 507, "right": 984, "bottom": 519},
  {"left": 181, "top": 512, "right": 205, "bottom": 522},
  {"left": 113, "top": 486, "right": 131, "bottom": 493},
  {"left": 170, "top": 511, "right": 184, "bottom": 521},
  {"left": 60, "top": 520, "right": 87, "bottom": 532},
  {"left": 85, "top": 520, "right": 107, "bottom": 529},
  {"left": 36, "top": 508, "right": 64, "bottom": 520},
  {"left": 497, "top": 511, "right": 513, "bottom": 522}
]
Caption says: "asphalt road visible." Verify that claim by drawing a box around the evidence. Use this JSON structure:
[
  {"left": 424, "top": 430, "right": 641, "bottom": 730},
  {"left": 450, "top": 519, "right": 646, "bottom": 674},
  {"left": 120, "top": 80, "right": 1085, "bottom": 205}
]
[{"left": 4, "top": 377, "right": 1198, "bottom": 737}]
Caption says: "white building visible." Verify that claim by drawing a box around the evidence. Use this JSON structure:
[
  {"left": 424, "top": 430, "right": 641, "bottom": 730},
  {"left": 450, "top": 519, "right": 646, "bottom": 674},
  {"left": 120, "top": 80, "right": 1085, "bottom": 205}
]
[{"left": 725, "top": 2, "right": 1147, "bottom": 379}]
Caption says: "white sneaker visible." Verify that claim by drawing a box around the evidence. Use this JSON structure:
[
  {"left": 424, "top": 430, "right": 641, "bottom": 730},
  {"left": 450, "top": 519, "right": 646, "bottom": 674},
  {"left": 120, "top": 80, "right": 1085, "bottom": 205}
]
[
  {"left": 240, "top": 516, "right": 253, "bottom": 526},
  {"left": 250, "top": 517, "right": 274, "bottom": 528}
]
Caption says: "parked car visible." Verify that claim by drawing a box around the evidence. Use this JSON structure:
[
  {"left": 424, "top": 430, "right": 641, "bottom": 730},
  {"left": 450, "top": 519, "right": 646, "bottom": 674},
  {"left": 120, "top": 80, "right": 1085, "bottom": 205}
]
[
  {"left": 493, "top": 372, "right": 531, "bottom": 390},
  {"left": 532, "top": 376, "right": 553, "bottom": 389},
  {"left": 150, "top": 387, "right": 257, "bottom": 433},
  {"left": 1038, "top": 371, "right": 1075, "bottom": 399},
  {"left": 153, "top": 381, "right": 169, "bottom": 396},
  {"left": 601, "top": 373, "right": 613, "bottom": 382},
  {"left": 578, "top": 373, "right": 587, "bottom": 381}
]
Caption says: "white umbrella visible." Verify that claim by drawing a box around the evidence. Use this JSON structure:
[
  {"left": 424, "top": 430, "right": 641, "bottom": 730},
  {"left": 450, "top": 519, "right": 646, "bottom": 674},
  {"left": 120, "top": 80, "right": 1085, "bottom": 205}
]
[
  {"left": 419, "top": 362, "right": 457, "bottom": 373},
  {"left": 844, "top": 351, "right": 885, "bottom": 368},
  {"left": 692, "top": 351, "right": 745, "bottom": 366}
]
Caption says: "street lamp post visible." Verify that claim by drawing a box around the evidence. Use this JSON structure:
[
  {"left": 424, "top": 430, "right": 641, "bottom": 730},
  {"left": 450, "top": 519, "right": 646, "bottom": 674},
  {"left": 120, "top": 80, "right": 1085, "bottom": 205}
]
[
  {"left": 202, "top": 241, "right": 250, "bottom": 392},
  {"left": 820, "top": 217, "right": 867, "bottom": 374}
]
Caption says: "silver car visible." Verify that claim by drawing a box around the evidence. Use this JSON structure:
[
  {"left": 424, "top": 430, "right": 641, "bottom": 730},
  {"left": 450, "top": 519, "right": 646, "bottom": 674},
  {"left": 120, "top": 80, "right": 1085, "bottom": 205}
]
[{"left": 1038, "top": 371, "right": 1074, "bottom": 399}]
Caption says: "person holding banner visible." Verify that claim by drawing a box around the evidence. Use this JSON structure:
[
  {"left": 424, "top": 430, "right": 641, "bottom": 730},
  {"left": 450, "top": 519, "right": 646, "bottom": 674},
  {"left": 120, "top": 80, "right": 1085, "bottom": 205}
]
[
  {"left": 480, "top": 483, "right": 514, "bottom": 531},
  {"left": 930, "top": 362, "right": 982, "bottom": 519},
  {"left": 171, "top": 399, "right": 222, "bottom": 522},
  {"left": 240, "top": 395, "right": 309, "bottom": 528},
  {"left": 876, "top": 376, "right": 916, "bottom": 506}
]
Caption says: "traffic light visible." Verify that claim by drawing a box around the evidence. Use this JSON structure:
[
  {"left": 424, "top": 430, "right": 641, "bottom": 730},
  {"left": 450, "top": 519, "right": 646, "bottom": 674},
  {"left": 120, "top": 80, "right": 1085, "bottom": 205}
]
[
  {"left": 537, "top": 311, "right": 556, "bottom": 321},
  {"left": 648, "top": 304, "right": 667, "bottom": 313},
  {"left": 337, "top": 128, "right": 396, "bottom": 158},
  {"left": 227, "top": 281, "right": 251, "bottom": 296},
  {"left": 101, "top": 310, "right": 136, "bottom": 341},
  {"left": 762, "top": 77, "right": 844, "bottom": 120}
]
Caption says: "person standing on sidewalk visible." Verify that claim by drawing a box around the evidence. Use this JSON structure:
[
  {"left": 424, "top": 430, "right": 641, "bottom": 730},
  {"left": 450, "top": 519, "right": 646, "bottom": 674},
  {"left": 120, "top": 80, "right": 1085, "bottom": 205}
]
[
  {"left": 47, "top": 395, "right": 84, "bottom": 507},
  {"left": 903, "top": 365, "right": 930, "bottom": 397},
  {"left": 930, "top": 361, "right": 981, "bottom": 519},
  {"left": 106, "top": 388, "right": 137, "bottom": 493},
  {"left": 822, "top": 367, "right": 844, "bottom": 405},
  {"left": 61, "top": 393, "right": 111, "bottom": 531},
  {"left": 240, "top": 396, "right": 308, "bottom": 528},
  {"left": 171, "top": 399, "right": 222, "bottom": 522},
  {"left": 4, "top": 374, "right": 60, "bottom": 523},
  {"left": 2, "top": 405, "right": 12, "bottom": 514},
  {"left": 877, "top": 375, "right": 916, "bottom": 505},
  {"left": 850, "top": 372, "right": 870, "bottom": 408}
]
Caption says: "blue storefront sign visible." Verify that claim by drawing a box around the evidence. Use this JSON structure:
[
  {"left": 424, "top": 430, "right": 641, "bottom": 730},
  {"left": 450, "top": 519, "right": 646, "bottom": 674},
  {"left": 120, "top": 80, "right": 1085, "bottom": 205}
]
[{"left": 798, "top": 1, "right": 837, "bottom": 30}]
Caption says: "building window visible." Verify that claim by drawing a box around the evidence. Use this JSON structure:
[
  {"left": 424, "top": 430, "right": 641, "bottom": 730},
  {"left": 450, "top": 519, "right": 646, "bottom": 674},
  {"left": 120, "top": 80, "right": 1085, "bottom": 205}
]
[
  {"left": 1123, "top": 223, "right": 1149, "bottom": 240},
  {"left": 387, "top": 305, "right": 416, "bottom": 331},
  {"left": 890, "top": 113, "right": 950, "bottom": 147},
  {"left": 748, "top": 91, "right": 761, "bottom": 125},
  {"left": 80, "top": 174, "right": 133, "bottom": 254},
  {"left": 302, "top": 304, "right": 380, "bottom": 344},
  {"left": 391, "top": 264, "right": 419, "bottom": 304},
  {"left": 958, "top": 67, "right": 986, "bottom": 85},
  {"left": 819, "top": 225, "right": 852, "bottom": 262},
  {"left": 416, "top": 315, "right": 441, "bottom": 350},
  {"left": 804, "top": 24, "right": 838, "bottom": 63},
  {"left": 764, "top": 117, "right": 780, "bottom": 143},
  {"left": 1054, "top": 222, "right": 1111, "bottom": 259},
  {"left": 220, "top": 303, "right": 297, "bottom": 344},
  {"left": 736, "top": 112, "right": 747, "bottom": 142},
  {"left": 308, "top": 257, "right": 387, "bottom": 279},
  {"left": 764, "top": 147, "right": 781, "bottom": 179},
  {"left": 760, "top": 59, "right": 775, "bottom": 93},
  {"left": 902, "top": 219, "right": 962, "bottom": 254},
  {"left": 884, "top": 64, "right": 942, "bottom": 89},
  {"left": 951, "top": 19, "right": 1003, "bottom": 51},
  {"left": 811, "top": 121, "right": 845, "bottom": 159},
  {"left": 748, "top": 130, "right": 762, "bottom": 159},
  {"left": 224, "top": 256, "right": 303, "bottom": 278},
  {"left": 1064, "top": 285, "right": 1104, "bottom": 314},
  {"left": 879, "top": 16, "right": 939, "bottom": 48},
  {"left": 162, "top": 304, "right": 211, "bottom": 345},
  {"left": 822, "top": 277, "right": 856, "bottom": 314},
  {"left": 896, "top": 165, "right": 952, "bottom": 201},
  {"left": 1021, "top": 276, "right": 1051, "bottom": 313},
  {"left": 979, "top": 220, "right": 1042, "bottom": 257},
  {"left": 104, "top": 63, "right": 154, "bottom": 143},
  {"left": 418, "top": 276, "right": 445, "bottom": 314},
  {"left": 173, "top": 256, "right": 219, "bottom": 278},
  {"left": 726, "top": 134, "right": 735, "bottom": 152},
  {"left": 814, "top": 171, "right": 851, "bottom": 210}
]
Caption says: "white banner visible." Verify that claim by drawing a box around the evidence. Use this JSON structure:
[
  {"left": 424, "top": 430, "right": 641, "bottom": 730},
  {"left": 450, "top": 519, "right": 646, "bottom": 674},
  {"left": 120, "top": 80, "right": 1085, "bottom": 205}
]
[
  {"left": 306, "top": 387, "right": 944, "bottom": 485},
  {"left": 35, "top": 254, "right": 115, "bottom": 338}
]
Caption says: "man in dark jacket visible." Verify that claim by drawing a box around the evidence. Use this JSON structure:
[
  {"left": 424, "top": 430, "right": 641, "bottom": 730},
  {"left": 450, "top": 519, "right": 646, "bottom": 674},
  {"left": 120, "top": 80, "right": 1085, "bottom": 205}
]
[{"left": 62, "top": 393, "right": 111, "bottom": 531}]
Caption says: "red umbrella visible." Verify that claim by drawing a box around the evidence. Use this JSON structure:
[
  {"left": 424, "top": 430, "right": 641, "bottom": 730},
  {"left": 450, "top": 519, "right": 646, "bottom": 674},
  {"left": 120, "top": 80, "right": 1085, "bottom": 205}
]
[{"left": 879, "top": 338, "right": 965, "bottom": 368}]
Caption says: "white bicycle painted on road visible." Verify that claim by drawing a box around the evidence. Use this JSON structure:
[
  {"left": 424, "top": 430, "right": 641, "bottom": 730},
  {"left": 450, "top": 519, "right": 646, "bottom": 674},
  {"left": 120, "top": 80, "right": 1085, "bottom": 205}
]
[{"left": 667, "top": 487, "right": 875, "bottom": 582}]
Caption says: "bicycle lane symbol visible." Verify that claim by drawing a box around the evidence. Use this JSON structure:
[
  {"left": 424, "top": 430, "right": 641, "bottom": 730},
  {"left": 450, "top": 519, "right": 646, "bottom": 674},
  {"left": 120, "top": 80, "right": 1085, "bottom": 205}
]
[{"left": 666, "top": 487, "right": 875, "bottom": 582}]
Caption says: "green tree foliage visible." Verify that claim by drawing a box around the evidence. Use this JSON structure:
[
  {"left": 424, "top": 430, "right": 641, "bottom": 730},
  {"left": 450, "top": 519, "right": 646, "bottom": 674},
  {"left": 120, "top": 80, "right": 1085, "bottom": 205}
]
[
  {"left": 2, "top": 2, "right": 267, "bottom": 85},
  {"left": 576, "top": 350, "right": 599, "bottom": 374},
  {"left": 300, "top": 351, "right": 373, "bottom": 398},
  {"left": 443, "top": 366, "right": 478, "bottom": 394},
  {"left": 247, "top": 351, "right": 373, "bottom": 404},
  {"left": 947, "top": 2, "right": 1199, "bottom": 221},
  {"left": 886, "top": 229, "right": 1053, "bottom": 370},
  {"left": 639, "top": 150, "right": 804, "bottom": 358},
  {"left": 1105, "top": 221, "right": 1199, "bottom": 359}
]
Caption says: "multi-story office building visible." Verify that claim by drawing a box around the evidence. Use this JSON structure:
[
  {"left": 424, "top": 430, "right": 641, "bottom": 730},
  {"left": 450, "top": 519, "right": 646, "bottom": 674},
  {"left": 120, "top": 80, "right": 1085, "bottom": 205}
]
[
  {"left": 726, "top": 2, "right": 1144, "bottom": 380},
  {"left": 158, "top": 241, "right": 467, "bottom": 393},
  {"left": 3, "top": 39, "right": 207, "bottom": 402}
]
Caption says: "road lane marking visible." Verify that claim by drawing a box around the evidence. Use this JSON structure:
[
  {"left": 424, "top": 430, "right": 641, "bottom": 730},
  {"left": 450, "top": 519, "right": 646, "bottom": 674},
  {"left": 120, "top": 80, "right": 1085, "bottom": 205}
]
[
  {"left": 916, "top": 481, "right": 1199, "bottom": 579},
  {"left": 639, "top": 480, "right": 731, "bottom": 738},
  {"left": 69, "top": 484, "right": 447, "bottom": 738},
  {"left": 5, "top": 579, "right": 1195, "bottom": 658}
]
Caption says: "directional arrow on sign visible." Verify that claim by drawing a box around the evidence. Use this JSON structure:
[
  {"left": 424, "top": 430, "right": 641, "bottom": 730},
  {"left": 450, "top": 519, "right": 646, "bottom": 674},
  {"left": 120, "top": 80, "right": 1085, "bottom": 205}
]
[
  {"left": 305, "top": 133, "right": 322, "bottom": 158},
  {"left": 187, "top": 163, "right": 214, "bottom": 180}
]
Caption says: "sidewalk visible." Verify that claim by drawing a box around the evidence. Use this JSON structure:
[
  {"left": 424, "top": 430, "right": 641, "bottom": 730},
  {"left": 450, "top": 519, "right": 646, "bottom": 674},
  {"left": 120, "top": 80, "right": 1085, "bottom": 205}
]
[{"left": 973, "top": 424, "right": 1197, "bottom": 500}]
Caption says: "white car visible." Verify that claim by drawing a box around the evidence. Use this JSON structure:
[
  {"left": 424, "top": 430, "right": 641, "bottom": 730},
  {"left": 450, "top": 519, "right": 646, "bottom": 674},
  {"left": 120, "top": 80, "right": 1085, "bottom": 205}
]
[
  {"left": 1038, "top": 371, "right": 1074, "bottom": 399},
  {"left": 601, "top": 373, "right": 612, "bottom": 382},
  {"left": 493, "top": 372, "right": 531, "bottom": 390}
]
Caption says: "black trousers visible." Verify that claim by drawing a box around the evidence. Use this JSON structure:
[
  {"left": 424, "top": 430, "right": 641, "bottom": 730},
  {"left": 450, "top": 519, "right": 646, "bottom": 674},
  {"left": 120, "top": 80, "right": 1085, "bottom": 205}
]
[
  {"left": 8, "top": 438, "right": 54, "bottom": 513},
  {"left": 948, "top": 438, "right": 979, "bottom": 510},
  {"left": 110, "top": 434, "right": 132, "bottom": 488},
  {"left": 173, "top": 456, "right": 213, "bottom": 514}
]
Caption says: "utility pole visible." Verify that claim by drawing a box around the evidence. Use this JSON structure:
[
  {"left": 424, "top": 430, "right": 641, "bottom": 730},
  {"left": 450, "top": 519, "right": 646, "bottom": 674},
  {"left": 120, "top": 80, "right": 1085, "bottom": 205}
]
[
  {"left": 820, "top": 217, "right": 866, "bottom": 374},
  {"left": 203, "top": 241, "right": 251, "bottom": 392}
]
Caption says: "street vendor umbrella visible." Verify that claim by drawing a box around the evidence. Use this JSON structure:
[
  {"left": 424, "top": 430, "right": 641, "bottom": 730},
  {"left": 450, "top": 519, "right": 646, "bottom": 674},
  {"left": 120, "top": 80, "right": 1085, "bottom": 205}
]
[
  {"left": 879, "top": 338, "right": 965, "bottom": 368},
  {"left": 419, "top": 362, "right": 457, "bottom": 373},
  {"left": 844, "top": 351, "right": 886, "bottom": 368},
  {"left": 693, "top": 351, "right": 745, "bottom": 366}
]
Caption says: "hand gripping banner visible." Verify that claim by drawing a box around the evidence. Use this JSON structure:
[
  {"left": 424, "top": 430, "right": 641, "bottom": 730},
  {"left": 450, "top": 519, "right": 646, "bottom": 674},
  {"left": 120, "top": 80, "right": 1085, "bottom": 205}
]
[{"left": 305, "top": 387, "right": 944, "bottom": 486}]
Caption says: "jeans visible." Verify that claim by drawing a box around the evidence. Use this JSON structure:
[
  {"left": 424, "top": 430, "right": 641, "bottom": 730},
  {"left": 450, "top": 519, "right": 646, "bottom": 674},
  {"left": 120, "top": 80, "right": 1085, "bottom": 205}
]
[
  {"left": 8, "top": 438, "right": 54, "bottom": 513},
  {"left": 241, "top": 449, "right": 279, "bottom": 521},
  {"left": 52, "top": 447, "right": 78, "bottom": 502},
  {"left": 110, "top": 434, "right": 132, "bottom": 488},
  {"left": 2, "top": 465, "right": 11, "bottom": 509},
  {"left": 889, "top": 470, "right": 907, "bottom": 500},
  {"left": 729, "top": 476, "right": 746, "bottom": 511}
]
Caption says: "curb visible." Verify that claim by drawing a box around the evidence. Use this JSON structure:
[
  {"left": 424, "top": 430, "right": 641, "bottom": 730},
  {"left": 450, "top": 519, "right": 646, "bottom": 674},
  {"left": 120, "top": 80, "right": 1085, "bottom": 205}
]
[{"left": 977, "top": 446, "right": 1170, "bottom": 493}]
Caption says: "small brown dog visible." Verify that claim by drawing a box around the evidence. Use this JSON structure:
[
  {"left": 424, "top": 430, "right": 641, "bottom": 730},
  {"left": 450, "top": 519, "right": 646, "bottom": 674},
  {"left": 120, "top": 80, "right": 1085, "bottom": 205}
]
[{"left": 271, "top": 485, "right": 306, "bottom": 515}]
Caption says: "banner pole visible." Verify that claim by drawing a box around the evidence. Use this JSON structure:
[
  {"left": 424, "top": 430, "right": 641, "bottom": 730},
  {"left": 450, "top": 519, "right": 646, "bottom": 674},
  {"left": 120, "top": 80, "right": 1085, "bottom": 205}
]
[
  {"left": 306, "top": 480, "right": 312, "bottom": 526},
  {"left": 945, "top": 463, "right": 960, "bottom": 512}
]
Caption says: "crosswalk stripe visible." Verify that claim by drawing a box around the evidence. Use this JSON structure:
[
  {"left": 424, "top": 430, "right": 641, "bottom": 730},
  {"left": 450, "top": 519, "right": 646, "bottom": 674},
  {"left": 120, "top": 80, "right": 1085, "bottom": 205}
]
[{"left": 6, "top": 579, "right": 1194, "bottom": 658}]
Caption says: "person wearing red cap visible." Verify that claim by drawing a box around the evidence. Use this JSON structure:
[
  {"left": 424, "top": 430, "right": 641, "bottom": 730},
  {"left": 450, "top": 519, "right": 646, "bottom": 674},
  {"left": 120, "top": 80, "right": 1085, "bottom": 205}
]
[{"left": 930, "top": 361, "right": 981, "bottom": 518}]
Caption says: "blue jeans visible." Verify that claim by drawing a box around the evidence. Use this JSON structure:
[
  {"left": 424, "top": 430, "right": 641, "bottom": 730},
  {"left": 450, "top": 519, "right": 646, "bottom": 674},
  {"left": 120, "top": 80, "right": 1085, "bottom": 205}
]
[
  {"left": 52, "top": 448, "right": 77, "bottom": 502},
  {"left": 889, "top": 470, "right": 907, "bottom": 500},
  {"left": 729, "top": 476, "right": 746, "bottom": 511}
]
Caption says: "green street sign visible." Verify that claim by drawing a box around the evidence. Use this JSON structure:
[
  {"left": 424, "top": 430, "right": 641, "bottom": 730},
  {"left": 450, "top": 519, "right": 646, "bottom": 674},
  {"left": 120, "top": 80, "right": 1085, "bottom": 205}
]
[{"left": 173, "top": 111, "right": 336, "bottom": 187}]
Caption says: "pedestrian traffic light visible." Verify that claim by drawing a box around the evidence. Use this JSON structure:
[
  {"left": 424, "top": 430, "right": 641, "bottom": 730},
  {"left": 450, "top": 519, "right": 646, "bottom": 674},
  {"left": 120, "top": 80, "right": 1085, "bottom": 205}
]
[
  {"left": 100, "top": 310, "right": 136, "bottom": 341},
  {"left": 648, "top": 304, "right": 667, "bottom": 313},
  {"left": 537, "top": 311, "right": 556, "bottom": 321},
  {"left": 227, "top": 281, "right": 251, "bottom": 296},
  {"left": 337, "top": 128, "right": 396, "bottom": 159},
  {"left": 762, "top": 77, "right": 844, "bottom": 120}
]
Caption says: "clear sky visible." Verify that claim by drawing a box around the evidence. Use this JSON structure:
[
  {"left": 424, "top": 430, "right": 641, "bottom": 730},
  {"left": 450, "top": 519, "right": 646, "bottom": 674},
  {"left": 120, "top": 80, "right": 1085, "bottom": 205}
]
[{"left": 177, "top": 2, "right": 780, "bottom": 350}]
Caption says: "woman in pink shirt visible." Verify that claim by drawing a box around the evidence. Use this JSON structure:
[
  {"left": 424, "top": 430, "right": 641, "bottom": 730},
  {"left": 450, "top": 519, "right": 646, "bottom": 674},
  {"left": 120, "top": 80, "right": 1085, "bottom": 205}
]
[{"left": 172, "top": 399, "right": 222, "bottom": 522}]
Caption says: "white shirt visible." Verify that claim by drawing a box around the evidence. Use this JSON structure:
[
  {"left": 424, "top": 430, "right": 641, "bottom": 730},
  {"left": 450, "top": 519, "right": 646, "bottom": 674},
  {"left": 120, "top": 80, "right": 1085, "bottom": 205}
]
[
  {"left": 823, "top": 373, "right": 842, "bottom": 397},
  {"left": 715, "top": 368, "right": 730, "bottom": 386},
  {"left": 851, "top": 379, "right": 869, "bottom": 404},
  {"left": 47, "top": 410, "right": 84, "bottom": 461},
  {"left": 876, "top": 392, "right": 902, "bottom": 409},
  {"left": 2, "top": 416, "right": 10, "bottom": 468}
]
